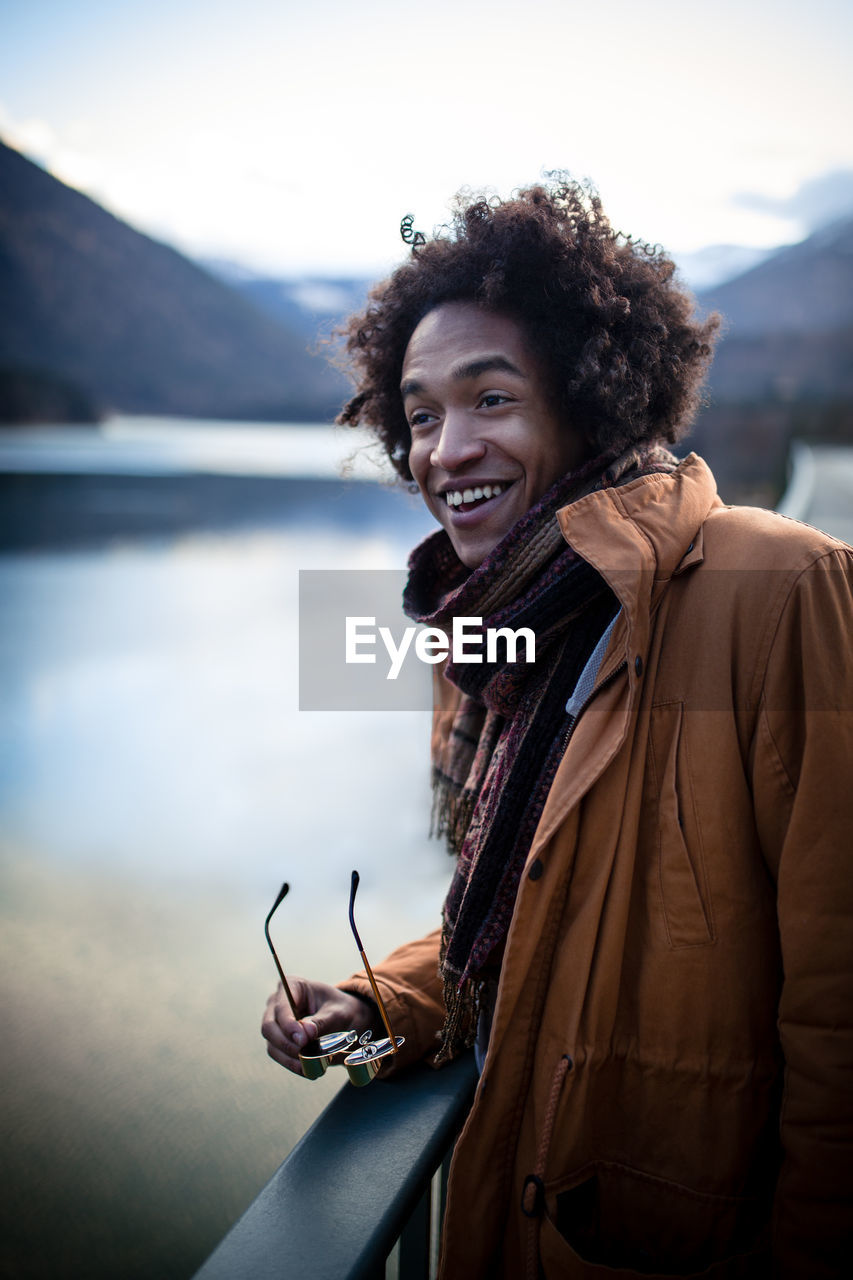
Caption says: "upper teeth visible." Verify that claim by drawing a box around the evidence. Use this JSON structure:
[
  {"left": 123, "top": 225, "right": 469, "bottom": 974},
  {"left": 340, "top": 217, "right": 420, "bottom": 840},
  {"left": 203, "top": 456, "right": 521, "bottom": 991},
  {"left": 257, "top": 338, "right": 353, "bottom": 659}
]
[{"left": 445, "top": 484, "right": 503, "bottom": 507}]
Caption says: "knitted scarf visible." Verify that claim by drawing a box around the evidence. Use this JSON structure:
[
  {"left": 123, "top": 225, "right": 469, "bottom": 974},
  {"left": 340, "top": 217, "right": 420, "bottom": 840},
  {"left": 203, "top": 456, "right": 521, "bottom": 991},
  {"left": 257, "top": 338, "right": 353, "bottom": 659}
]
[{"left": 403, "top": 442, "right": 677, "bottom": 1062}]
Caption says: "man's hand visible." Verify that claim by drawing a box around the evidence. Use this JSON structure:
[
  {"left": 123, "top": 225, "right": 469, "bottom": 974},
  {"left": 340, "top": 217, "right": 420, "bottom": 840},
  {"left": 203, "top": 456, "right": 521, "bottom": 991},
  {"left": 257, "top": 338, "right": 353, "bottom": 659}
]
[{"left": 261, "top": 977, "right": 376, "bottom": 1075}]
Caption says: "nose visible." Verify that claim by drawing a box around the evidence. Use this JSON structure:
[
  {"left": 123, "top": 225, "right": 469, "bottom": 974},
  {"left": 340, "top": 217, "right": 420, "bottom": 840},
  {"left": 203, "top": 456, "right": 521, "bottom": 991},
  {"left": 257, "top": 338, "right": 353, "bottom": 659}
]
[{"left": 430, "top": 410, "right": 486, "bottom": 471}]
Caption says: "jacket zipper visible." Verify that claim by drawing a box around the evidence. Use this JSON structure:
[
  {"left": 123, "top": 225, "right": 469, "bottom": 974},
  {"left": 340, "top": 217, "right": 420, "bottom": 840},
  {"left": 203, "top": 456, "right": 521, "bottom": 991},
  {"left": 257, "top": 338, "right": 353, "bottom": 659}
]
[{"left": 560, "top": 659, "right": 628, "bottom": 756}]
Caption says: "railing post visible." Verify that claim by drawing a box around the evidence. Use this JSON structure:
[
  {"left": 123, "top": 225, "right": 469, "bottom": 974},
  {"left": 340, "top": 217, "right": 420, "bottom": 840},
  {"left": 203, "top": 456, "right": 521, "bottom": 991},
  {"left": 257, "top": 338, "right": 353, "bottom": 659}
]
[
  {"left": 398, "top": 1182, "right": 431, "bottom": 1278},
  {"left": 438, "top": 1146, "right": 454, "bottom": 1225}
]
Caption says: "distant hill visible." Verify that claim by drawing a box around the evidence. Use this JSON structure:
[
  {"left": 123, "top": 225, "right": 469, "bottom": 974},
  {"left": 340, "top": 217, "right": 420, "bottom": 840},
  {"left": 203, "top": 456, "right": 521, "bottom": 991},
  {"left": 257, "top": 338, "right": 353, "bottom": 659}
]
[
  {"left": 674, "top": 243, "right": 778, "bottom": 292},
  {"left": 0, "top": 364, "right": 101, "bottom": 423},
  {"left": 688, "top": 216, "right": 853, "bottom": 501},
  {"left": 698, "top": 216, "right": 853, "bottom": 402},
  {"left": 699, "top": 216, "right": 853, "bottom": 338},
  {"left": 0, "top": 140, "right": 348, "bottom": 422},
  {"left": 200, "top": 260, "right": 372, "bottom": 347}
]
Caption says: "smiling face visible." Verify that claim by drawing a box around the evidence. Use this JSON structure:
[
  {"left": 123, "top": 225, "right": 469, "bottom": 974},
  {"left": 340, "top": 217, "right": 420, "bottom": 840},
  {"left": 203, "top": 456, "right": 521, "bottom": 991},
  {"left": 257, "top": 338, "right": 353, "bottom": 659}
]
[{"left": 402, "top": 303, "right": 586, "bottom": 568}]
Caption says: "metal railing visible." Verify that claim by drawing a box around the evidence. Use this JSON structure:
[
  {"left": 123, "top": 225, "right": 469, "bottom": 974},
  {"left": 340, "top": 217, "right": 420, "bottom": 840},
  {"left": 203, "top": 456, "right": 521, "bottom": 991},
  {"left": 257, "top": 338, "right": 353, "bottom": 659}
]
[
  {"left": 192, "top": 1051, "right": 478, "bottom": 1280},
  {"left": 776, "top": 440, "right": 815, "bottom": 520}
]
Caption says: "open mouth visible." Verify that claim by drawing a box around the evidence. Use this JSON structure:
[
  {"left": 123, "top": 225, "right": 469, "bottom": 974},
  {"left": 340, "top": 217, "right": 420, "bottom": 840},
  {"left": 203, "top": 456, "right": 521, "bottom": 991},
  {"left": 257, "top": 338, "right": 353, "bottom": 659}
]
[{"left": 442, "top": 481, "right": 513, "bottom": 513}]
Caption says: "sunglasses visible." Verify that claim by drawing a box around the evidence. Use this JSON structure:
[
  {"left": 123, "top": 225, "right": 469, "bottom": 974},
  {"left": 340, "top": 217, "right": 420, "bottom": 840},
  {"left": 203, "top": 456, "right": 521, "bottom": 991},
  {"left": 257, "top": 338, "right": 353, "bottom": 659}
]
[{"left": 265, "top": 870, "right": 405, "bottom": 1087}]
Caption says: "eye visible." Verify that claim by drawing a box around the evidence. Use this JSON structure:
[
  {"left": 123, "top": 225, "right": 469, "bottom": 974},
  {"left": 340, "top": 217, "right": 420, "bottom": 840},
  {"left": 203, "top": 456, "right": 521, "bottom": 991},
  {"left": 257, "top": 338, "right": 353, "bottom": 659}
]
[
  {"left": 478, "top": 392, "right": 511, "bottom": 409},
  {"left": 408, "top": 409, "right": 437, "bottom": 429}
]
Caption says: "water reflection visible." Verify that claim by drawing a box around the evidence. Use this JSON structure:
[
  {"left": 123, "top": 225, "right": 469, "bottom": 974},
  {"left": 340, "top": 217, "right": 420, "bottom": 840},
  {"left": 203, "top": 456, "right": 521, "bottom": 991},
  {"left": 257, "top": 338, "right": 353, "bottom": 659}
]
[{"left": 0, "top": 450, "right": 450, "bottom": 1279}]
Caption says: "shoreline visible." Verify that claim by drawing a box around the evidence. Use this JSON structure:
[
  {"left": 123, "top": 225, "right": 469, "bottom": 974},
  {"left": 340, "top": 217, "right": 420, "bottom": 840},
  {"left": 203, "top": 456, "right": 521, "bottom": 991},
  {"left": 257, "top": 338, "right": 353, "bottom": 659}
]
[{"left": 0, "top": 471, "right": 431, "bottom": 552}]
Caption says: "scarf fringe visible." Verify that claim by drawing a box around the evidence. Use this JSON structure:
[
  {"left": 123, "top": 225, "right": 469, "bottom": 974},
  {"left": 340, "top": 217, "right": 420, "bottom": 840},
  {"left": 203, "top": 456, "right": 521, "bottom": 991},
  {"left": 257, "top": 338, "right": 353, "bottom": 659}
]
[
  {"left": 430, "top": 767, "right": 477, "bottom": 855},
  {"left": 434, "top": 931, "right": 481, "bottom": 1065}
]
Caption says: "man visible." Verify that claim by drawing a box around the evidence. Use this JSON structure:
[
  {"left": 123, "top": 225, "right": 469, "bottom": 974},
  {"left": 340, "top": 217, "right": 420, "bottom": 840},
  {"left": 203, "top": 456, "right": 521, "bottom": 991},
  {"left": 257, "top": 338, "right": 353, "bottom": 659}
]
[{"left": 262, "top": 179, "right": 853, "bottom": 1277}]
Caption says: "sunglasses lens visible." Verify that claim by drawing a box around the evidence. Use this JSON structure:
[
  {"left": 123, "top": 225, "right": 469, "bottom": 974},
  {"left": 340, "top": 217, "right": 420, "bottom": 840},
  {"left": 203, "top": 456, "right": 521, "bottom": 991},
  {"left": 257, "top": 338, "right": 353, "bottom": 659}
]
[
  {"left": 299, "top": 1029, "right": 359, "bottom": 1080},
  {"left": 343, "top": 1035, "right": 405, "bottom": 1087},
  {"left": 299, "top": 1052, "right": 329, "bottom": 1080}
]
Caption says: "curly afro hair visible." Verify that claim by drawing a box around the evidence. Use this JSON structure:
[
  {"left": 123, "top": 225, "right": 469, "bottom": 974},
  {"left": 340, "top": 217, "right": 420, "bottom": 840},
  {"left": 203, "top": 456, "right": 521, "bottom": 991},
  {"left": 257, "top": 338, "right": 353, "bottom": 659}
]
[{"left": 336, "top": 177, "right": 719, "bottom": 483}]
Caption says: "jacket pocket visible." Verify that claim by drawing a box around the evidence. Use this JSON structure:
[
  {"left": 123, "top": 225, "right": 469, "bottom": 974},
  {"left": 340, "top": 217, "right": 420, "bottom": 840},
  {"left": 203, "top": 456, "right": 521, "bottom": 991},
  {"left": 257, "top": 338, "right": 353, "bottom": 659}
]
[
  {"left": 541, "top": 1161, "right": 770, "bottom": 1278},
  {"left": 647, "top": 701, "right": 714, "bottom": 948}
]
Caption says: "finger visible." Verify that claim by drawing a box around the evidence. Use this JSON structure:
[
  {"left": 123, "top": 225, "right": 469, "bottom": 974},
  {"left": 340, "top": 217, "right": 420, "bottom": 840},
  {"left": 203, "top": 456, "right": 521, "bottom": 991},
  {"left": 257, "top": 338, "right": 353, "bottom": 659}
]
[
  {"left": 297, "top": 993, "right": 351, "bottom": 1042},
  {"left": 268, "top": 987, "right": 307, "bottom": 1040},
  {"left": 269, "top": 976, "right": 306, "bottom": 1019},
  {"left": 298, "top": 1017, "right": 320, "bottom": 1045},
  {"left": 262, "top": 1008, "right": 308, "bottom": 1073},
  {"left": 274, "top": 990, "right": 325, "bottom": 1042},
  {"left": 262, "top": 1009, "right": 311, "bottom": 1065},
  {"left": 262, "top": 993, "right": 306, "bottom": 1052},
  {"left": 265, "top": 1039, "right": 306, "bottom": 1075},
  {"left": 261, "top": 1008, "right": 290, "bottom": 1052}
]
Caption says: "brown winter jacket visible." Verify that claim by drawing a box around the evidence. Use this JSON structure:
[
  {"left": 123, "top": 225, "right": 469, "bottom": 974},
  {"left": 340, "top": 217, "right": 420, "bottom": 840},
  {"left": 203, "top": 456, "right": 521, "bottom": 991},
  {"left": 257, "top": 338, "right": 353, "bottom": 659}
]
[{"left": 340, "top": 455, "right": 853, "bottom": 1279}]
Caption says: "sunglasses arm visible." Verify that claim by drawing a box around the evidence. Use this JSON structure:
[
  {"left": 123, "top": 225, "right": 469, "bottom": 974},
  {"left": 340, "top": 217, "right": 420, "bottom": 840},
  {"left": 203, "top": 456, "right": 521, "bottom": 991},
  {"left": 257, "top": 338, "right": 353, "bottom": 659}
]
[
  {"left": 349, "top": 871, "right": 399, "bottom": 1055},
  {"left": 264, "top": 883, "right": 300, "bottom": 1020}
]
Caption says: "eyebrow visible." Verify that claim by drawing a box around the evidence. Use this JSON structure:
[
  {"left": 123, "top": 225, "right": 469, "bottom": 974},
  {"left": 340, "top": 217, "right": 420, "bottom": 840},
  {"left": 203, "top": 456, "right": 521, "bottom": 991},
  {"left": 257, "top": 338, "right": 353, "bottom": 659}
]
[{"left": 400, "top": 354, "right": 526, "bottom": 399}]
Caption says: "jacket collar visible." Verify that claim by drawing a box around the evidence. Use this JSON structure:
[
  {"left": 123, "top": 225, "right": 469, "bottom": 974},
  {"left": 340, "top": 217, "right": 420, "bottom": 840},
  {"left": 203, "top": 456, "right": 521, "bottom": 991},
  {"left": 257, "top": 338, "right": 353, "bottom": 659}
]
[
  {"left": 558, "top": 453, "right": 718, "bottom": 598},
  {"left": 556, "top": 453, "right": 721, "bottom": 663}
]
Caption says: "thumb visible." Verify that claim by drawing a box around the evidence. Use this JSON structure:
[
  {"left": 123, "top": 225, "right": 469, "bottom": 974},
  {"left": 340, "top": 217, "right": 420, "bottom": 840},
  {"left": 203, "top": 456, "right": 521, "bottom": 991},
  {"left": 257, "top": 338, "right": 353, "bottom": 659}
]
[
  {"left": 299, "top": 1015, "right": 323, "bottom": 1044},
  {"left": 300, "top": 996, "right": 347, "bottom": 1044}
]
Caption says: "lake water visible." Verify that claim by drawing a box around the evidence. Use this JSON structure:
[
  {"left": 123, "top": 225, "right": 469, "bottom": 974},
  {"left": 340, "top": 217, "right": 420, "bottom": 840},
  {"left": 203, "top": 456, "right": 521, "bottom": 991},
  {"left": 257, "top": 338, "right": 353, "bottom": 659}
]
[{"left": 0, "top": 418, "right": 452, "bottom": 1279}]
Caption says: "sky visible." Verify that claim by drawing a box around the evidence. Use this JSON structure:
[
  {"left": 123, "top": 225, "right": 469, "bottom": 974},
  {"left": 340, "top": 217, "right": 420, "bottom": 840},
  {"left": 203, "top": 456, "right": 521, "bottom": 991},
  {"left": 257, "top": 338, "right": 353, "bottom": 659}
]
[{"left": 1, "top": 0, "right": 852, "bottom": 276}]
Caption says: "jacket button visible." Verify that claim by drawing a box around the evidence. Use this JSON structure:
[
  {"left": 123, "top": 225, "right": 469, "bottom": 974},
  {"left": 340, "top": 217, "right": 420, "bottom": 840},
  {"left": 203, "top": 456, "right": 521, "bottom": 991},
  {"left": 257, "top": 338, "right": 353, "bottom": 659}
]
[
  {"left": 528, "top": 859, "right": 544, "bottom": 881},
  {"left": 634, "top": 655, "right": 643, "bottom": 676}
]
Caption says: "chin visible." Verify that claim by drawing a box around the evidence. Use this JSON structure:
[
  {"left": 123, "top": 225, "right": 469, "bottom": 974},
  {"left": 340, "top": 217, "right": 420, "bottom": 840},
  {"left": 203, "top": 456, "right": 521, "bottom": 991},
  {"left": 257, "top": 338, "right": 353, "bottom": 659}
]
[{"left": 452, "top": 539, "right": 495, "bottom": 570}]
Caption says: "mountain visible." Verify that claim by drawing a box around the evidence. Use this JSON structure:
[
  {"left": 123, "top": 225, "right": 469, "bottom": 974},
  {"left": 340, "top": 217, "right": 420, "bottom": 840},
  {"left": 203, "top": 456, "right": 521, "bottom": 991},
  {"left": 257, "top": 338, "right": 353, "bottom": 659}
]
[
  {"left": 0, "top": 140, "right": 348, "bottom": 421},
  {"left": 695, "top": 216, "right": 853, "bottom": 404},
  {"left": 200, "top": 260, "right": 372, "bottom": 346},
  {"left": 673, "top": 244, "right": 778, "bottom": 292},
  {"left": 699, "top": 216, "right": 853, "bottom": 338},
  {"left": 686, "top": 217, "right": 853, "bottom": 501}
]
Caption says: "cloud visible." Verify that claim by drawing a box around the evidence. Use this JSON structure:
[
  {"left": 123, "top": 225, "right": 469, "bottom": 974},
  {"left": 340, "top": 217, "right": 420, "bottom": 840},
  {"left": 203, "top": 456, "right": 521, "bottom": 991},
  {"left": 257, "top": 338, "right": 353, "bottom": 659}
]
[
  {"left": 0, "top": 103, "right": 103, "bottom": 193},
  {"left": 734, "top": 169, "right": 853, "bottom": 232},
  {"left": 0, "top": 103, "right": 55, "bottom": 165}
]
